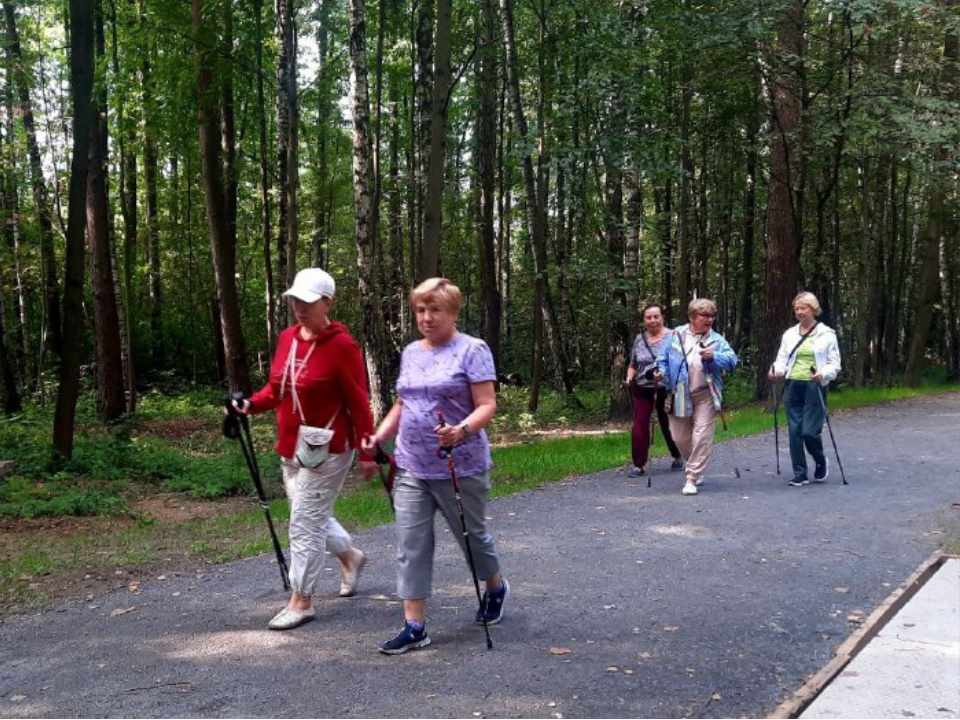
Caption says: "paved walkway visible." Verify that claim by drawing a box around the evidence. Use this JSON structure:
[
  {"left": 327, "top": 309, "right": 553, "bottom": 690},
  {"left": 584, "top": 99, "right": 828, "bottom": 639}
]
[
  {"left": 799, "top": 557, "right": 959, "bottom": 719},
  {"left": 1, "top": 393, "right": 958, "bottom": 718}
]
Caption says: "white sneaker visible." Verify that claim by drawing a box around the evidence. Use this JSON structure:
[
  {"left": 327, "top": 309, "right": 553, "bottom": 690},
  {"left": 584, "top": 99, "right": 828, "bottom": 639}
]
[
  {"left": 268, "top": 605, "right": 315, "bottom": 630},
  {"left": 682, "top": 482, "right": 698, "bottom": 496},
  {"left": 694, "top": 477, "right": 704, "bottom": 486},
  {"left": 339, "top": 549, "right": 367, "bottom": 597}
]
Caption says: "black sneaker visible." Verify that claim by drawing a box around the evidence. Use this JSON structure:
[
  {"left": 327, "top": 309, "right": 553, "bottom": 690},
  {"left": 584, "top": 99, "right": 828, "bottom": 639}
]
[
  {"left": 670, "top": 459, "right": 684, "bottom": 471},
  {"left": 476, "top": 578, "right": 510, "bottom": 625},
  {"left": 788, "top": 476, "right": 809, "bottom": 487},
  {"left": 379, "top": 622, "right": 431, "bottom": 655},
  {"left": 813, "top": 458, "right": 829, "bottom": 483}
]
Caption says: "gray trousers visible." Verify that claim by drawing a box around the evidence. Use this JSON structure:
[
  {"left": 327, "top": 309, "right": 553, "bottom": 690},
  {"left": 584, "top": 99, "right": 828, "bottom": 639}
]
[{"left": 393, "top": 469, "right": 501, "bottom": 599}]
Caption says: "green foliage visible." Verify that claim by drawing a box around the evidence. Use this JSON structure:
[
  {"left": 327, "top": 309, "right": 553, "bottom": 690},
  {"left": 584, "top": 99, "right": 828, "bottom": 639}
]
[
  {"left": 0, "top": 391, "right": 284, "bottom": 518},
  {"left": 0, "top": 475, "right": 126, "bottom": 519}
]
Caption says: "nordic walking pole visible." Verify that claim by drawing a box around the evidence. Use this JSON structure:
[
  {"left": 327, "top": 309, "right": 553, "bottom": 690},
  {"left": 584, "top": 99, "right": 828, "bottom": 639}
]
[
  {"left": 437, "top": 412, "right": 494, "bottom": 650},
  {"left": 223, "top": 393, "right": 291, "bottom": 591},
  {"left": 373, "top": 446, "right": 396, "bottom": 516},
  {"left": 810, "top": 373, "right": 848, "bottom": 486},
  {"left": 647, "top": 413, "right": 654, "bottom": 489},
  {"left": 770, "top": 366, "right": 781, "bottom": 476}
]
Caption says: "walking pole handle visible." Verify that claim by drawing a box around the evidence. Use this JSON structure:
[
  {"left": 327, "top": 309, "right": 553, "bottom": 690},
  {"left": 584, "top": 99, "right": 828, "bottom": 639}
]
[{"left": 436, "top": 412, "right": 452, "bottom": 459}]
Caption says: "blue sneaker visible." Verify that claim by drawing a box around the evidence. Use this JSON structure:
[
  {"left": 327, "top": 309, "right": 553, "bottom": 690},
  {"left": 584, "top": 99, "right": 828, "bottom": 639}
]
[
  {"left": 476, "top": 578, "right": 509, "bottom": 625},
  {"left": 789, "top": 476, "right": 809, "bottom": 487},
  {"left": 379, "top": 622, "right": 431, "bottom": 655},
  {"left": 813, "top": 458, "right": 829, "bottom": 483}
]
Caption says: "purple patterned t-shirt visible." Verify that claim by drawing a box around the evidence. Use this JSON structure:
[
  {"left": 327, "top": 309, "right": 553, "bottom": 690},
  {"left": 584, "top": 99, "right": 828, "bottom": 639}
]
[{"left": 394, "top": 333, "right": 497, "bottom": 479}]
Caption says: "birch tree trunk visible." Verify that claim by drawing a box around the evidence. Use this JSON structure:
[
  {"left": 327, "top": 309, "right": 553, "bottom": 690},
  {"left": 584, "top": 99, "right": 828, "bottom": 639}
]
[{"left": 348, "top": 0, "right": 392, "bottom": 419}]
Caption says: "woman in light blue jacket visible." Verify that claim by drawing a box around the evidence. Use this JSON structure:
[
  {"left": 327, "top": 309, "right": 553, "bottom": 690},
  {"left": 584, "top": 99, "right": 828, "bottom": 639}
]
[
  {"left": 655, "top": 298, "right": 738, "bottom": 495},
  {"left": 768, "top": 292, "right": 841, "bottom": 486}
]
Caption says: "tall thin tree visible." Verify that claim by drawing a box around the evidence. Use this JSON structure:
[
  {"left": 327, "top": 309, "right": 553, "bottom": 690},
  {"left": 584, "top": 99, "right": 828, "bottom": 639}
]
[
  {"left": 53, "top": 0, "right": 95, "bottom": 459},
  {"left": 192, "top": 0, "right": 250, "bottom": 394}
]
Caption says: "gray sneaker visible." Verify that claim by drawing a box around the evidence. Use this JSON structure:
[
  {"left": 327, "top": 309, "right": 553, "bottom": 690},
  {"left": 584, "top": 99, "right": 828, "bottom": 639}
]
[{"left": 627, "top": 466, "right": 645, "bottom": 478}]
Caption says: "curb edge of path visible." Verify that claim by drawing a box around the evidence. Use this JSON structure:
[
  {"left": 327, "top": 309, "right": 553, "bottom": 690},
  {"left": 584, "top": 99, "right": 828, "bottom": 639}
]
[{"left": 768, "top": 548, "right": 956, "bottom": 719}]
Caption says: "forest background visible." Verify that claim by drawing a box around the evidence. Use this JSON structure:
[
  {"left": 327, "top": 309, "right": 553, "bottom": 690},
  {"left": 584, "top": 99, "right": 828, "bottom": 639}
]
[{"left": 0, "top": 0, "right": 957, "bottom": 461}]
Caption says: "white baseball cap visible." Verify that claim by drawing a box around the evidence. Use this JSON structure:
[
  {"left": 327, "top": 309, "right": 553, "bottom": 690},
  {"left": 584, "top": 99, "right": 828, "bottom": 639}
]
[{"left": 282, "top": 268, "right": 336, "bottom": 302}]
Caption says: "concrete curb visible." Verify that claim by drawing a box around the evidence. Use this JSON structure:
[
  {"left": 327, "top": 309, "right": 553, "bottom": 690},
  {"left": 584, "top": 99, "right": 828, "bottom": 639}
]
[{"left": 769, "top": 549, "right": 956, "bottom": 719}]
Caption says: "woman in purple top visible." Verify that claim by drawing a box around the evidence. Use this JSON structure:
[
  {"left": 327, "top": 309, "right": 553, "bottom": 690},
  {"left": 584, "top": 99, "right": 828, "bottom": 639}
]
[{"left": 364, "top": 278, "right": 507, "bottom": 654}]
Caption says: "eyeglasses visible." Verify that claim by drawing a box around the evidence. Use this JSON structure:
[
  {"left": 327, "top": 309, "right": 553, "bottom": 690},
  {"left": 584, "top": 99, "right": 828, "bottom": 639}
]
[{"left": 698, "top": 313, "right": 716, "bottom": 319}]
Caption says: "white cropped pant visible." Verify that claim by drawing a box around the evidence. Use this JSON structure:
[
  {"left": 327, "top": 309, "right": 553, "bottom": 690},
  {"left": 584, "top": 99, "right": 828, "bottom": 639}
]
[{"left": 280, "top": 450, "right": 355, "bottom": 597}]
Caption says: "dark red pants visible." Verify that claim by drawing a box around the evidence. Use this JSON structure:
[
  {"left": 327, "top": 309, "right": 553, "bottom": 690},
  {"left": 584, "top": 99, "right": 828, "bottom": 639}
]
[{"left": 630, "top": 385, "right": 681, "bottom": 469}]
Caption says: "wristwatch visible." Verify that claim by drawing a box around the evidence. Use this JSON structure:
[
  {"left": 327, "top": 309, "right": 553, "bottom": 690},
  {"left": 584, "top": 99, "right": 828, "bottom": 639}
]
[{"left": 458, "top": 421, "right": 472, "bottom": 437}]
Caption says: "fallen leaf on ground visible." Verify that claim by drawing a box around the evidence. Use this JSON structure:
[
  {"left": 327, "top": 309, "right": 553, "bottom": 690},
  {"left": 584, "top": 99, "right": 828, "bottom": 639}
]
[
  {"left": 711, "top": 693, "right": 722, "bottom": 701},
  {"left": 10, "top": 695, "right": 26, "bottom": 702},
  {"left": 550, "top": 647, "right": 573, "bottom": 655},
  {"left": 663, "top": 625, "right": 680, "bottom": 632},
  {"left": 110, "top": 606, "right": 136, "bottom": 617},
  {"left": 834, "top": 587, "right": 850, "bottom": 594},
  {"left": 606, "top": 666, "right": 619, "bottom": 672}
]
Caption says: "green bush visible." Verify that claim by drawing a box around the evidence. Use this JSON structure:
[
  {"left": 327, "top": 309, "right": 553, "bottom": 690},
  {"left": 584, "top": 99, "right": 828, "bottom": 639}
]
[{"left": 0, "top": 475, "right": 126, "bottom": 519}]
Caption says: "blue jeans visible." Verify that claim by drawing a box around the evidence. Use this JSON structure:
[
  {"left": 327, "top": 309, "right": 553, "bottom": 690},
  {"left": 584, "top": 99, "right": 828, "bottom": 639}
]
[{"left": 784, "top": 381, "right": 827, "bottom": 480}]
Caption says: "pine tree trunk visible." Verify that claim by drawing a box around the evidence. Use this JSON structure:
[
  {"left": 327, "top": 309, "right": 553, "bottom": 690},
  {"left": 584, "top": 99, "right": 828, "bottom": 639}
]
[
  {"left": 192, "top": 0, "right": 250, "bottom": 394},
  {"left": 759, "top": 0, "right": 804, "bottom": 397},
  {"left": 254, "top": 0, "right": 275, "bottom": 354},
  {"left": 0, "top": 89, "right": 23, "bottom": 412},
  {"left": 624, "top": 170, "right": 642, "bottom": 327},
  {"left": 111, "top": 0, "right": 137, "bottom": 413},
  {"left": 413, "top": 0, "right": 434, "bottom": 282},
  {"left": 605, "top": 166, "right": 631, "bottom": 421},
  {"left": 88, "top": 0, "right": 125, "bottom": 422},
  {"left": 420, "top": 0, "right": 451, "bottom": 280},
  {"left": 53, "top": 0, "right": 95, "bottom": 459},
  {"left": 0, "top": 180, "right": 21, "bottom": 412}
]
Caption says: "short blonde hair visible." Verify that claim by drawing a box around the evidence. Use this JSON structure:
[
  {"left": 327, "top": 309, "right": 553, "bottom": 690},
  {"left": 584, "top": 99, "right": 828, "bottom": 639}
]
[
  {"left": 793, "top": 292, "right": 822, "bottom": 317},
  {"left": 410, "top": 277, "right": 462, "bottom": 314},
  {"left": 687, "top": 298, "right": 717, "bottom": 319}
]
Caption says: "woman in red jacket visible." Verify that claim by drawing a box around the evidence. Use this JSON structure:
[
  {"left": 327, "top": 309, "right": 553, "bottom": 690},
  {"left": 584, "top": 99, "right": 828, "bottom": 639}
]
[{"left": 234, "top": 268, "right": 378, "bottom": 630}]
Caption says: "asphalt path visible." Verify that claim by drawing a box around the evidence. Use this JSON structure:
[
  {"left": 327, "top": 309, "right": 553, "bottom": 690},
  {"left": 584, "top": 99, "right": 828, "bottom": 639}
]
[{"left": 1, "top": 393, "right": 958, "bottom": 719}]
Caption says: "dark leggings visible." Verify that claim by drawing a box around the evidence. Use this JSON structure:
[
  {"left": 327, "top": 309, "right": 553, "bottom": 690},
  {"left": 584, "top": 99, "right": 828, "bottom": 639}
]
[{"left": 630, "top": 385, "right": 682, "bottom": 469}]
